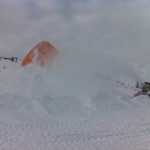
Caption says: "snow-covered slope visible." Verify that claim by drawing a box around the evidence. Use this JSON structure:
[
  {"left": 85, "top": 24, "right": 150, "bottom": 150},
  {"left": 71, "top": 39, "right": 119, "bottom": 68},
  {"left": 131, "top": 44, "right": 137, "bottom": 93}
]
[{"left": 0, "top": 56, "right": 150, "bottom": 150}]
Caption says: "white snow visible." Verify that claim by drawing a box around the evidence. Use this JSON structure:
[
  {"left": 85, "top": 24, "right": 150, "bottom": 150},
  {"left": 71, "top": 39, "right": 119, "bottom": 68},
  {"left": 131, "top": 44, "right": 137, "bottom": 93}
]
[{"left": 0, "top": 55, "right": 150, "bottom": 150}]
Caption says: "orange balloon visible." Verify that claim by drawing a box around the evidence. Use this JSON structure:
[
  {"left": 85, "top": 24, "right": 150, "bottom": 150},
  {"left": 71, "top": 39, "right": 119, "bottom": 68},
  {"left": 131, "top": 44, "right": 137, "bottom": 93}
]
[{"left": 21, "top": 41, "right": 58, "bottom": 67}]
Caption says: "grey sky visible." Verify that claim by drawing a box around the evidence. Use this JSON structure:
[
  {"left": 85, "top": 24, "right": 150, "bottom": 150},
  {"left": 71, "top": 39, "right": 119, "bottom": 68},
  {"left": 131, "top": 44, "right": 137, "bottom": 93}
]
[{"left": 0, "top": 0, "right": 150, "bottom": 63}]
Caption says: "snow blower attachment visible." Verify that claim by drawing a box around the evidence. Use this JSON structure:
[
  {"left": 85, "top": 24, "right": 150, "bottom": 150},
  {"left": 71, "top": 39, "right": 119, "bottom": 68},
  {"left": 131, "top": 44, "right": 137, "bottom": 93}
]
[
  {"left": 21, "top": 41, "right": 58, "bottom": 67},
  {"left": 134, "top": 82, "right": 150, "bottom": 97}
]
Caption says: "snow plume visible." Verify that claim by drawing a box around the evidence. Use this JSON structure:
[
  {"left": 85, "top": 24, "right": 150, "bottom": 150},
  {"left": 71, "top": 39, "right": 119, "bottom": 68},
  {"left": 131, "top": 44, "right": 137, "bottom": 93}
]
[{"left": 0, "top": 50, "right": 140, "bottom": 100}]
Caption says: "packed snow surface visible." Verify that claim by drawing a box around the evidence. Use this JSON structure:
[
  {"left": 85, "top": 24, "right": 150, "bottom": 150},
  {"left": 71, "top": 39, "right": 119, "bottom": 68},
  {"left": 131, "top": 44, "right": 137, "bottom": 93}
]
[{"left": 0, "top": 56, "right": 150, "bottom": 150}]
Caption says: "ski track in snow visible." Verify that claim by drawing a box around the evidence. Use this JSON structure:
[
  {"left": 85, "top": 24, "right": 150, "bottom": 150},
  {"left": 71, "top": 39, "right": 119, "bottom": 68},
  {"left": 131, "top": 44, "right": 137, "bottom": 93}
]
[
  {"left": 0, "top": 61, "right": 150, "bottom": 150},
  {"left": 1, "top": 119, "right": 150, "bottom": 150}
]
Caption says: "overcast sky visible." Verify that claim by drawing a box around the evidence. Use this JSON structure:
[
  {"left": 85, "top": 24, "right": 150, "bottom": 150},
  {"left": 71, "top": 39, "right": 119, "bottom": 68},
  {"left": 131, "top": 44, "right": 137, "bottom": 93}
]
[{"left": 0, "top": 0, "right": 150, "bottom": 63}]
